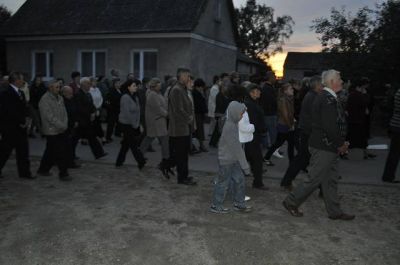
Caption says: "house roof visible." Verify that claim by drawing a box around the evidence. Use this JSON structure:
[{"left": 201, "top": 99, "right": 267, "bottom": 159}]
[
  {"left": 284, "top": 52, "right": 330, "bottom": 70},
  {"left": 237, "top": 53, "right": 264, "bottom": 66},
  {"left": 1, "top": 0, "right": 210, "bottom": 37}
]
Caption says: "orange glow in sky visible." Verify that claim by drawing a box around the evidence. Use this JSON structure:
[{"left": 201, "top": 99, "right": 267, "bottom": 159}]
[{"left": 267, "top": 53, "right": 287, "bottom": 78}]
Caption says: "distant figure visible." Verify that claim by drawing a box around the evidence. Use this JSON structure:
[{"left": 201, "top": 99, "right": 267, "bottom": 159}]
[
  {"left": 75, "top": 77, "right": 107, "bottom": 159},
  {"left": 89, "top": 77, "right": 106, "bottom": 143},
  {"left": 105, "top": 78, "right": 123, "bottom": 142},
  {"left": 115, "top": 79, "right": 146, "bottom": 169},
  {"left": 192, "top": 78, "right": 208, "bottom": 152},
  {"left": 139, "top": 78, "right": 172, "bottom": 177},
  {"left": 37, "top": 81, "right": 71, "bottom": 181},
  {"left": 0, "top": 72, "right": 33, "bottom": 179},
  {"left": 69, "top": 71, "right": 81, "bottom": 94},
  {"left": 207, "top": 75, "right": 221, "bottom": 136},
  {"left": 382, "top": 87, "right": 400, "bottom": 183},
  {"left": 283, "top": 70, "right": 355, "bottom": 221},
  {"left": 210, "top": 101, "right": 252, "bottom": 214},
  {"left": 28, "top": 75, "right": 46, "bottom": 137}
]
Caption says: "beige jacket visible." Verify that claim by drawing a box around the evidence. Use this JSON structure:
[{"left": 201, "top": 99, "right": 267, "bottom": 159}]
[
  {"left": 39, "top": 91, "right": 68, "bottom": 135},
  {"left": 145, "top": 89, "right": 168, "bottom": 137}
]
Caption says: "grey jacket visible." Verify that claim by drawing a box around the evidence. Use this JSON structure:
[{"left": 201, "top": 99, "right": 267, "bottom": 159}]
[
  {"left": 119, "top": 93, "right": 140, "bottom": 128},
  {"left": 168, "top": 82, "right": 194, "bottom": 137},
  {"left": 218, "top": 101, "right": 250, "bottom": 174},
  {"left": 39, "top": 91, "right": 68, "bottom": 135}
]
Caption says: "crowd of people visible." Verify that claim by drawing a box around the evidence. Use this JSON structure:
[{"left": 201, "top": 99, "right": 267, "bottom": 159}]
[{"left": 0, "top": 66, "right": 399, "bottom": 219}]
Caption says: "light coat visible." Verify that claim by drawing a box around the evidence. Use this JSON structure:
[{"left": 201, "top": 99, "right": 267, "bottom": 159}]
[{"left": 145, "top": 89, "right": 168, "bottom": 137}]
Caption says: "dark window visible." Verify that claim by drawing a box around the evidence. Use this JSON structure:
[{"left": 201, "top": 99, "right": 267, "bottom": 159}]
[
  {"left": 33, "top": 51, "right": 53, "bottom": 78},
  {"left": 80, "top": 51, "right": 106, "bottom": 77},
  {"left": 132, "top": 51, "right": 157, "bottom": 80}
]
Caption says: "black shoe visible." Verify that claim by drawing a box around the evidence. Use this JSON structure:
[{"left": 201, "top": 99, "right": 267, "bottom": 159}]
[
  {"left": 20, "top": 174, "right": 36, "bottom": 180},
  {"left": 328, "top": 213, "right": 355, "bottom": 221},
  {"left": 199, "top": 146, "right": 209, "bottom": 152},
  {"left": 178, "top": 179, "right": 197, "bottom": 186},
  {"left": 68, "top": 163, "right": 81, "bottom": 169},
  {"left": 138, "top": 161, "right": 146, "bottom": 170},
  {"left": 59, "top": 173, "right": 72, "bottom": 181},
  {"left": 96, "top": 152, "right": 108, "bottom": 159},
  {"left": 253, "top": 185, "right": 269, "bottom": 191},
  {"left": 147, "top": 146, "right": 156, "bottom": 152},
  {"left": 282, "top": 201, "right": 303, "bottom": 217},
  {"left": 383, "top": 179, "right": 400, "bottom": 184},
  {"left": 263, "top": 159, "right": 275, "bottom": 166},
  {"left": 36, "top": 171, "right": 52, "bottom": 177},
  {"left": 105, "top": 139, "right": 113, "bottom": 144}
]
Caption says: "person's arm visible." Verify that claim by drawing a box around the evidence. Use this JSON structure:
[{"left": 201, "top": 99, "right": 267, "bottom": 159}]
[
  {"left": 320, "top": 100, "right": 344, "bottom": 149},
  {"left": 238, "top": 112, "right": 255, "bottom": 133},
  {"left": 279, "top": 98, "right": 290, "bottom": 126}
]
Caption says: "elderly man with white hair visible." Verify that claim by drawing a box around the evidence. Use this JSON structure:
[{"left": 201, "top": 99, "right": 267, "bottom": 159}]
[
  {"left": 283, "top": 69, "right": 355, "bottom": 221},
  {"left": 74, "top": 77, "right": 107, "bottom": 159}
]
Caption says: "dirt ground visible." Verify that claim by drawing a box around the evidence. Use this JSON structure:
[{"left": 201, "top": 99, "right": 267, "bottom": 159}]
[{"left": 1, "top": 160, "right": 399, "bottom": 265}]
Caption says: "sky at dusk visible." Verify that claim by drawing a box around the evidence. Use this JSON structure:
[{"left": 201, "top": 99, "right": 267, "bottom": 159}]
[{"left": 1, "top": 0, "right": 385, "bottom": 76}]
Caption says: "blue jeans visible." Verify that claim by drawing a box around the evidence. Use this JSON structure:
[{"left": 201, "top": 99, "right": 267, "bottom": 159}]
[
  {"left": 263, "top": 115, "right": 278, "bottom": 148},
  {"left": 212, "top": 162, "right": 246, "bottom": 208}
]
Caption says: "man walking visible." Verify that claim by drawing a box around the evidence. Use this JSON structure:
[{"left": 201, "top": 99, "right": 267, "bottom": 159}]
[
  {"left": 0, "top": 72, "right": 33, "bottom": 179},
  {"left": 283, "top": 70, "right": 355, "bottom": 221},
  {"left": 280, "top": 76, "right": 323, "bottom": 190},
  {"left": 37, "top": 81, "right": 71, "bottom": 181},
  {"left": 168, "top": 68, "right": 196, "bottom": 185}
]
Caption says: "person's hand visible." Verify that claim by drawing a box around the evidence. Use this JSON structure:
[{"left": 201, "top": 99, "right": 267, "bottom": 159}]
[{"left": 337, "top": 142, "right": 349, "bottom": 155}]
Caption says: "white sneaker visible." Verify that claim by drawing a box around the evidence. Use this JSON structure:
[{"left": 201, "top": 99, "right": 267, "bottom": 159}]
[
  {"left": 245, "top": 196, "right": 251, "bottom": 201},
  {"left": 273, "top": 150, "right": 284, "bottom": 159}
]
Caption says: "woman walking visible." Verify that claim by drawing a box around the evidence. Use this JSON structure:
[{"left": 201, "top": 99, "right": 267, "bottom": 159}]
[
  {"left": 263, "top": 83, "right": 296, "bottom": 166},
  {"left": 115, "top": 79, "right": 146, "bottom": 169},
  {"left": 140, "top": 78, "right": 173, "bottom": 178}
]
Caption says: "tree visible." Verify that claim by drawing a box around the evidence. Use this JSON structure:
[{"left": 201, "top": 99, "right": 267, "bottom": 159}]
[
  {"left": 236, "top": 0, "right": 294, "bottom": 58},
  {"left": 311, "top": 6, "right": 375, "bottom": 53},
  {"left": 0, "top": 4, "right": 12, "bottom": 74},
  {"left": 0, "top": 4, "right": 12, "bottom": 25}
]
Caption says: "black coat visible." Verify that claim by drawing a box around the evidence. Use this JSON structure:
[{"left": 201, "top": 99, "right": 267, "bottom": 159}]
[
  {"left": 259, "top": 82, "right": 277, "bottom": 116},
  {"left": 0, "top": 85, "right": 29, "bottom": 133},
  {"left": 106, "top": 87, "right": 123, "bottom": 114},
  {"left": 75, "top": 89, "right": 96, "bottom": 128},
  {"left": 64, "top": 97, "right": 79, "bottom": 130},
  {"left": 245, "top": 97, "right": 266, "bottom": 140},
  {"left": 215, "top": 92, "right": 231, "bottom": 115},
  {"left": 192, "top": 89, "right": 208, "bottom": 114},
  {"left": 29, "top": 83, "right": 47, "bottom": 109}
]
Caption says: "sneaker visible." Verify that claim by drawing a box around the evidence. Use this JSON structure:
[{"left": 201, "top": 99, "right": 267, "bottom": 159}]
[
  {"left": 233, "top": 205, "right": 252, "bottom": 213},
  {"left": 245, "top": 196, "right": 251, "bottom": 202},
  {"left": 209, "top": 206, "right": 230, "bottom": 214},
  {"left": 273, "top": 150, "right": 284, "bottom": 159},
  {"left": 263, "top": 159, "right": 275, "bottom": 166}
]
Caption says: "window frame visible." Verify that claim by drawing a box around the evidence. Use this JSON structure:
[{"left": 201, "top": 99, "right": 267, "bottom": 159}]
[
  {"left": 77, "top": 49, "right": 108, "bottom": 77},
  {"left": 31, "top": 50, "right": 54, "bottom": 81},
  {"left": 130, "top": 49, "right": 158, "bottom": 80}
]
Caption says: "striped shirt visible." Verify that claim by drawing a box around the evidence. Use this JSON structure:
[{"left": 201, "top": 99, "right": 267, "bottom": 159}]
[{"left": 390, "top": 89, "right": 400, "bottom": 130}]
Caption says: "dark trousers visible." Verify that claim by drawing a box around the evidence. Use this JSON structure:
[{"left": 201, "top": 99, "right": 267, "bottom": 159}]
[
  {"left": 66, "top": 128, "right": 78, "bottom": 165},
  {"left": 0, "top": 129, "right": 31, "bottom": 178},
  {"left": 382, "top": 131, "right": 400, "bottom": 181},
  {"left": 106, "top": 111, "right": 121, "bottom": 140},
  {"left": 116, "top": 124, "right": 145, "bottom": 166},
  {"left": 93, "top": 116, "right": 104, "bottom": 138},
  {"left": 281, "top": 132, "right": 311, "bottom": 187},
  {"left": 76, "top": 125, "right": 105, "bottom": 159},
  {"left": 38, "top": 133, "right": 69, "bottom": 176},
  {"left": 170, "top": 135, "right": 191, "bottom": 182},
  {"left": 264, "top": 131, "right": 297, "bottom": 161},
  {"left": 245, "top": 138, "right": 264, "bottom": 187}
]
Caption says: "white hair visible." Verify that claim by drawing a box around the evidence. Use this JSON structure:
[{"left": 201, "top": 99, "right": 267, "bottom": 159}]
[
  {"left": 80, "top": 77, "right": 91, "bottom": 85},
  {"left": 321, "top": 69, "right": 340, "bottom": 88}
]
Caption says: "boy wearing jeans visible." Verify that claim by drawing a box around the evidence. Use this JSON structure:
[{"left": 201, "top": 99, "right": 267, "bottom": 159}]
[{"left": 210, "top": 101, "right": 252, "bottom": 213}]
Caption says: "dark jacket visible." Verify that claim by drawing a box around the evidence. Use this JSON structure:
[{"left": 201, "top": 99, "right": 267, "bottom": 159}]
[
  {"left": 0, "top": 85, "right": 29, "bottom": 133},
  {"left": 64, "top": 97, "right": 79, "bottom": 130},
  {"left": 298, "top": 90, "right": 318, "bottom": 135},
  {"left": 259, "top": 82, "right": 277, "bottom": 116},
  {"left": 245, "top": 97, "right": 266, "bottom": 140},
  {"left": 29, "top": 83, "right": 46, "bottom": 109},
  {"left": 346, "top": 90, "right": 369, "bottom": 124},
  {"left": 168, "top": 82, "right": 193, "bottom": 137},
  {"left": 309, "top": 90, "right": 346, "bottom": 153},
  {"left": 192, "top": 88, "right": 208, "bottom": 114},
  {"left": 215, "top": 92, "right": 231, "bottom": 115},
  {"left": 106, "top": 87, "right": 123, "bottom": 114},
  {"left": 390, "top": 88, "right": 400, "bottom": 133},
  {"left": 75, "top": 89, "right": 96, "bottom": 128}
]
